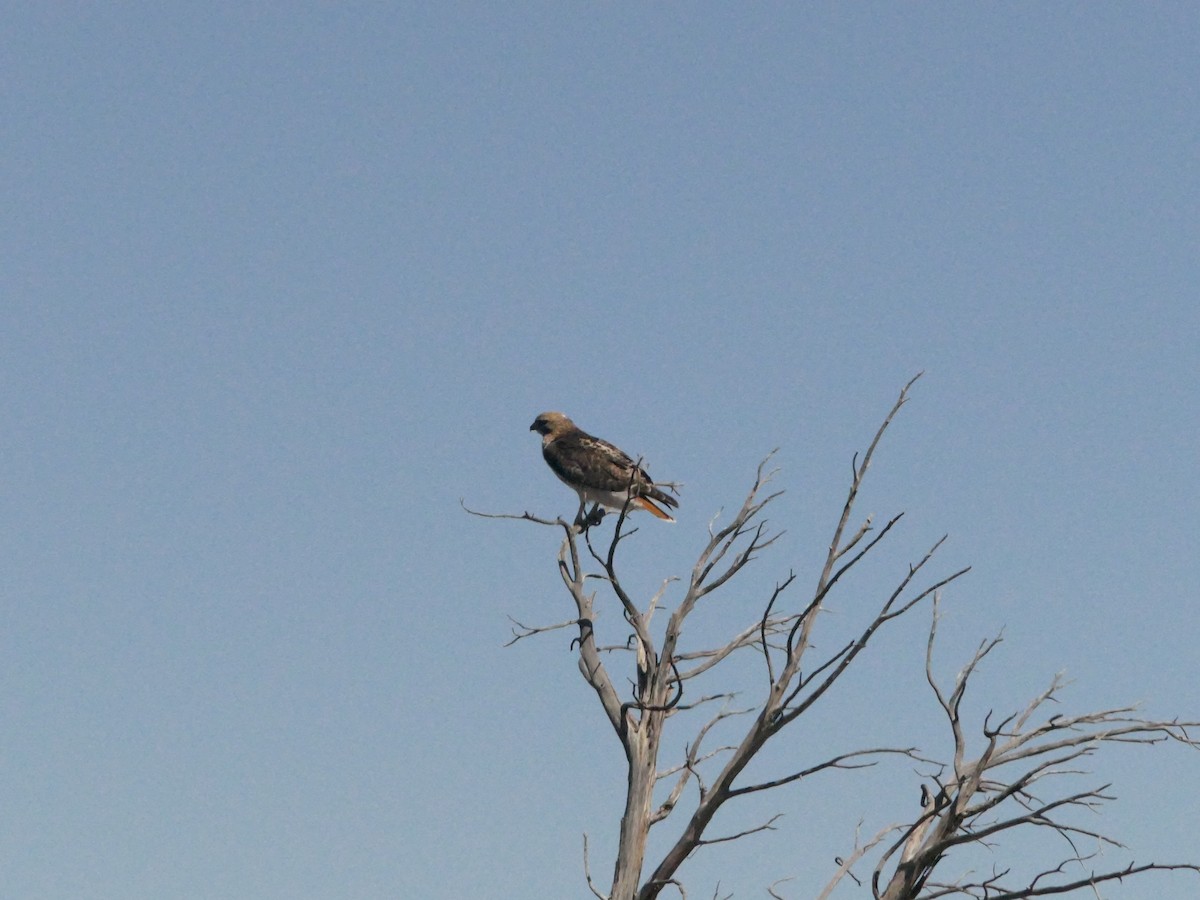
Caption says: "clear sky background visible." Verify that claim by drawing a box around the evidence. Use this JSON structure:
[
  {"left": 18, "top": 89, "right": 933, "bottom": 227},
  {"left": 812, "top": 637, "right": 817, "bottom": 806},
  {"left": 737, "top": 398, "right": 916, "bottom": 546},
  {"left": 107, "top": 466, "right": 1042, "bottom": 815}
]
[{"left": 3, "top": 5, "right": 1198, "bottom": 899}]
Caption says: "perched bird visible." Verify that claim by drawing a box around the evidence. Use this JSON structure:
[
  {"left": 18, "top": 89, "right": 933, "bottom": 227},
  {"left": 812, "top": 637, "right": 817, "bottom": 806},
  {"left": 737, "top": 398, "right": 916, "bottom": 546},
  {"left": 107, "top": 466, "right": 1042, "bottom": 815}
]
[{"left": 530, "top": 412, "right": 679, "bottom": 528}]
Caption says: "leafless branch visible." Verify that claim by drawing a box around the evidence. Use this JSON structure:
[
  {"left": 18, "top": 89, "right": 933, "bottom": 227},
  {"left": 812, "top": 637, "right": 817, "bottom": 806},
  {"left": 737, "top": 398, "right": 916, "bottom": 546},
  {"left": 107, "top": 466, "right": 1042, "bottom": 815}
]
[
  {"left": 676, "top": 614, "right": 795, "bottom": 681},
  {"left": 924, "top": 861, "right": 1200, "bottom": 899},
  {"left": 869, "top": 601, "right": 1200, "bottom": 900},
  {"left": 727, "top": 747, "right": 930, "bottom": 798},
  {"left": 653, "top": 703, "right": 753, "bottom": 824},
  {"left": 817, "top": 821, "right": 904, "bottom": 900},
  {"left": 503, "top": 614, "right": 578, "bottom": 646},
  {"left": 461, "top": 499, "right": 565, "bottom": 528},
  {"left": 582, "top": 833, "right": 609, "bottom": 900},
  {"left": 632, "top": 377, "right": 984, "bottom": 900},
  {"left": 694, "top": 813, "right": 783, "bottom": 846},
  {"left": 766, "top": 876, "right": 796, "bottom": 899}
]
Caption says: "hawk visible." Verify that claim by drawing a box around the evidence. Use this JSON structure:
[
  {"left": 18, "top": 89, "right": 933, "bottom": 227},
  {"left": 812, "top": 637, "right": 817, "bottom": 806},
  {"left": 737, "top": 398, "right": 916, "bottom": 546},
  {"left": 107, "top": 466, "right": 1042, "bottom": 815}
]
[{"left": 530, "top": 412, "right": 679, "bottom": 528}]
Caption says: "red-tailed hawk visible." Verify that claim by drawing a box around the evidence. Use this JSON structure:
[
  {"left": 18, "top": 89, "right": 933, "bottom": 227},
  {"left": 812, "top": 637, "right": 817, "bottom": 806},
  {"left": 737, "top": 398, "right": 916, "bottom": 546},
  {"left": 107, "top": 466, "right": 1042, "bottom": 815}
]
[{"left": 530, "top": 412, "right": 679, "bottom": 527}]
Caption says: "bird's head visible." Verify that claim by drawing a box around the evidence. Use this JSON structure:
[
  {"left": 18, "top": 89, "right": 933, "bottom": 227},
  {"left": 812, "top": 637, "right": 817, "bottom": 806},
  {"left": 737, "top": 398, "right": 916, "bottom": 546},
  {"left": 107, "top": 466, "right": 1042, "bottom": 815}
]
[{"left": 530, "top": 411, "right": 573, "bottom": 437}]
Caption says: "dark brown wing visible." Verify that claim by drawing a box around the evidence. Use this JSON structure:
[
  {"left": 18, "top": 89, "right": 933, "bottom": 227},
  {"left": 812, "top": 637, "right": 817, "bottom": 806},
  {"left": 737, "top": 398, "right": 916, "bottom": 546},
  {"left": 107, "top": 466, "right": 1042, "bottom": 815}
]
[{"left": 543, "top": 430, "right": 635, "bottom": 491}]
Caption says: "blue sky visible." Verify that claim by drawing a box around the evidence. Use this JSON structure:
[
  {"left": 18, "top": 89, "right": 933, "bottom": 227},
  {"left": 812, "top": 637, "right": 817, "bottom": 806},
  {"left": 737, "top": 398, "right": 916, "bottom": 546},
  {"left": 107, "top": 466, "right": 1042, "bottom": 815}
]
[{"left": 3, "top": 4, "right": 1198, "bottom": 898}]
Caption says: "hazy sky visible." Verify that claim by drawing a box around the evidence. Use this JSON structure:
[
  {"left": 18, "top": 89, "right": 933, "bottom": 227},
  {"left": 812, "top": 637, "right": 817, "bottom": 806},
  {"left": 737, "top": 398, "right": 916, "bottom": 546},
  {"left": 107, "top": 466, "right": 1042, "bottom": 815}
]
[{"left": 4, "top": 5, "right": 1198, "bottom": 898}]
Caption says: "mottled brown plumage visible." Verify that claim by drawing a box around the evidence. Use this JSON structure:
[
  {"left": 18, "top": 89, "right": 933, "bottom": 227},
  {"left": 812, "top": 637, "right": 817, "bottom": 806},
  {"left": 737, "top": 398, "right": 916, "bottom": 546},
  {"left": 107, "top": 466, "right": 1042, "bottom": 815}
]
[{"left": 530, "top": 412, "right": 679, "bottom": 525}]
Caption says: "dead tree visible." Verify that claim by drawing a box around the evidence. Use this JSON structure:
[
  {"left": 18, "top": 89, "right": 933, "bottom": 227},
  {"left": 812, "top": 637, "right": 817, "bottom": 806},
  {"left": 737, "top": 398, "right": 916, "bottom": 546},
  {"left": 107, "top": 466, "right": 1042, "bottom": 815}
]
[{"left": 470, "top": 375, "right": 1199, "bottom": 899}]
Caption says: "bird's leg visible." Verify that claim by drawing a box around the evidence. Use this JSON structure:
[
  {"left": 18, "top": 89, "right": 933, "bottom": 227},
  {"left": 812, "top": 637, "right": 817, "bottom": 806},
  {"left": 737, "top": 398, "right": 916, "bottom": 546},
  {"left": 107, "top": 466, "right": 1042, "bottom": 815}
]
[
  {"left": 584, "top": 504, "right": 606, "bottom": 529},
  {"left": 573, "top": 499, "right": 588, "bottom": 530}
]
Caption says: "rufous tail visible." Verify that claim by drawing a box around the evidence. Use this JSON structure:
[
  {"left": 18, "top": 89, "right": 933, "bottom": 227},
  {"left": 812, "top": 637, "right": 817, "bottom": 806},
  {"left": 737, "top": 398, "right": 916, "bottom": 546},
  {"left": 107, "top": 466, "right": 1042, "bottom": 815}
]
[{"left": 634, "top": 496, "right": 676, "bottom": 522}]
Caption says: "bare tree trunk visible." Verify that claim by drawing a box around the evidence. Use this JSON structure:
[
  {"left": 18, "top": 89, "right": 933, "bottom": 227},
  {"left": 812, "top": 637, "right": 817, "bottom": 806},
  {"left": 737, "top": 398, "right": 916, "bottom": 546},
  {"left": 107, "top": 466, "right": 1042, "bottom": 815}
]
[{"left": 611, "top": 731, "right": 655, "bottom": 899}]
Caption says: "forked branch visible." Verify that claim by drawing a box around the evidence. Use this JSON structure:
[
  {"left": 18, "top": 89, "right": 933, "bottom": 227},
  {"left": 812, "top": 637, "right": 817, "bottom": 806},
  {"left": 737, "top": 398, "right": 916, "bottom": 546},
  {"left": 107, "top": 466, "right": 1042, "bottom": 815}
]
[{"left": 871, "top": 599, "right": 1200, "bottom": 900}]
